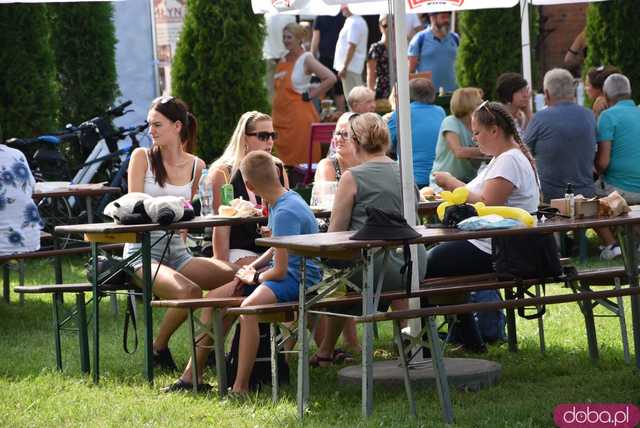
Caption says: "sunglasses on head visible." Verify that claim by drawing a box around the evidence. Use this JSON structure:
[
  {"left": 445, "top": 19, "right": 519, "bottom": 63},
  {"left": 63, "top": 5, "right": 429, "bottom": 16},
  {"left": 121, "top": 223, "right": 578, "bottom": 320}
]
[
  {"left": 534, "top": 207, "right": 571, "bottom": 221},
  {"left": 475, "top": 99, "right": 494, "bottom": 116},
  {"left": 153, "top": 95, "right": 175, "bottom": 105},
  {"left": 246, "top": 131, "right": 278, "bottom": 142},
  {"left": 348, "top": 113, "right": 361, "bottom": 145}
]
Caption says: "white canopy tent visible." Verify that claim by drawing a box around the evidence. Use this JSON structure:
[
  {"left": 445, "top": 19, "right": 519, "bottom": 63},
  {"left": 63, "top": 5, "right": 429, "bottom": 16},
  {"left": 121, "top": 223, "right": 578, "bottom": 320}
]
[{"left": 253, "top": 0, "right": 610, "bottom": 341}]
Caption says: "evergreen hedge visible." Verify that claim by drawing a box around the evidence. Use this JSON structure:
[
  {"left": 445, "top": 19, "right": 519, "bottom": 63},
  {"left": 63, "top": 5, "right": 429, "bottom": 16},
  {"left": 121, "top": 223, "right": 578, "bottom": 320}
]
[
  {"left": 456, "top": 5, "right": 538, "bottom": 99},
  {"left": 49, "top": 3, "right": 119, "bottom": 127},
  {"left": 0, "top": 4, "right": 59, "bottom": 139},
  {"left": 172, "top": 0, "right": 269, "bottom": 163},
  {"left": 585, "top": 0, "right": 640, "bottom": 102}
]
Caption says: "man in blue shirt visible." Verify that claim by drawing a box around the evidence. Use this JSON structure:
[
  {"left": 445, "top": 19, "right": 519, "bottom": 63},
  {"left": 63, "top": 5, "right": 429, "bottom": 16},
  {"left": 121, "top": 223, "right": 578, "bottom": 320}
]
[
  {"left": 594, "top": 73, "right": 640, "bottom": 260},
  {"left": 524, "top": 68, "right": 597, "bottom": 202},
  {"left": 388, "top": 78, "right": 445, "bottom": 188},
  {"left": 408, "top": 12, "right": 459, "bottom": 93}
]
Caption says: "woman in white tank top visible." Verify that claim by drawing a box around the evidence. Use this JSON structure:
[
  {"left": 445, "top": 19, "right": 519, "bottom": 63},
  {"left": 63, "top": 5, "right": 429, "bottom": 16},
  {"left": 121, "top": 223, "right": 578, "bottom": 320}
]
[{"left": 125, "top": 96, "right": 236, "bottom": 372}]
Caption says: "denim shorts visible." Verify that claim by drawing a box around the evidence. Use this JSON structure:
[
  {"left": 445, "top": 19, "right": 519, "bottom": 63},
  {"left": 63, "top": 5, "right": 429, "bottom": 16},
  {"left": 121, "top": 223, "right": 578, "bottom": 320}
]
[{"left": 123, "top": 231, "right": 193, "bottom": 272}]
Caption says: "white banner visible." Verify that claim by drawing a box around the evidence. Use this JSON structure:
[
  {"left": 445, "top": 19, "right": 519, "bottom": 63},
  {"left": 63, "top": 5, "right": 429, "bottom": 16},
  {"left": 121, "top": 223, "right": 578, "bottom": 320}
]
[
  {"left": 253, "top": 0, "right": 517, "bottom": 15},
  {"left": 0, "top": 0, "right": 118, "bottom": 3},
  {"left": 531, "top": 0, "right": 608, "bottom": 4}
]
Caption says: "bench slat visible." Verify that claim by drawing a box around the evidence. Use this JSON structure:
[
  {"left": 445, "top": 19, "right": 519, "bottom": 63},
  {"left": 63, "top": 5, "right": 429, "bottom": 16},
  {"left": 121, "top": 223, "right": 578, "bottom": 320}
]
[
  {"left": 0, "top": 243, "right": 124, "bottom": 262},
  {"left": 14, "top": 283, "right": 93, "bottom": 293},
  {"left": 151, "top": 297, "right": 244, "bottom": 309}
]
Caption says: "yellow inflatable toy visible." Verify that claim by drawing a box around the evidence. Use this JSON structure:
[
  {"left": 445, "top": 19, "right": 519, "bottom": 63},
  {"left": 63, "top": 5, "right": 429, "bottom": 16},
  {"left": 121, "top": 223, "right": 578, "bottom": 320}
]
[{"left": 437, "top": 186, "right": 534, "bottom": 227}]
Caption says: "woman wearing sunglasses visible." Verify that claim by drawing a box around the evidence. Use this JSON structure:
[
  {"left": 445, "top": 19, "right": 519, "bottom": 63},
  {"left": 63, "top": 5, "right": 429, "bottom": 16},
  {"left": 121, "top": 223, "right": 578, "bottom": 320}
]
[
  {"left": 125, "top": 97, "right": 237, "bottom": 370},
  {"left": 311, "top": 112, "right": 427, "bottom": 367},
  {"left": 431, "top": 101, "right": 540, "bottom": 351},
  {"left": 209, "top": 111, "right": 288, "bottom": 268},
  {"left": 314, "top": 112, "right": 359, "bottom": 182}
]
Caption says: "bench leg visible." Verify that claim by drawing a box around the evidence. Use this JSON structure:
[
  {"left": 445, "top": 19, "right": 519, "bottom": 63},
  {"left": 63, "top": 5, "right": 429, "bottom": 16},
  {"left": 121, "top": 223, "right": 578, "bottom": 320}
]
[
  {"left": 536, "top": 285, "right": 545, "bottom": 354},
  {"left": 393, "top": 320, "right": 416, "bottom": 417},
  {"left": 579, "top": 281, "right": 599, "bottom": 363},
  {"left": 425, "top": 315, "right": 454, "bottom": 424},
  {"left": 76, "top": 292, "right": 90, "bottom": 374},
  {"left": 188, "top": 309, "right": 199, "bottom": 394},
  {"left": 52, "top": 292, "right": 63, "bottom": 371},
  {"left": 297, "top": 258, "right": 309, "bottom": 419},
  {"left": 213, "top": 308, "right": 227, "bottom": 398},
  {"left": 18, "top": 260, "right": 25, "bottom": 305},
  {"left": 270, "top": 323, "right": 279, "bottom": 403},
  {"left": 618, "top": 225, "right": 640, "bottom": 369},
  {"left": 505, "top": 288, "right": 518, "bottom": 352},
  {"left": 3, "top": 263, "right": 10, "bottom": 303}
]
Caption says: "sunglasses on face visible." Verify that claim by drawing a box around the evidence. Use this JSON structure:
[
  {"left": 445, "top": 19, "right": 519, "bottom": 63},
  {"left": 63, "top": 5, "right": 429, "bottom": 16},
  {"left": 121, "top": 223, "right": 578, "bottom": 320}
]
[
  {"left": 246, "top": 131, "right": 278, "bottom": 142},
  {"left": 333, "top": 130, "right": 349, "bottom": 139}
]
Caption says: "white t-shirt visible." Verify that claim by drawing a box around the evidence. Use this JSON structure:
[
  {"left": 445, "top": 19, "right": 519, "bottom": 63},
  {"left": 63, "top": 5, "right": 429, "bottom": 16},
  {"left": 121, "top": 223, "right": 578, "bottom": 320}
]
[
  {"left": 263, "top": 14, "right": 296, "bottom": 60},
  {"left": 466, "top": 148, "right": 540, "bottom": 254},
  {"left": 333, "top": 14, "right": 368, "bottom": 74}
]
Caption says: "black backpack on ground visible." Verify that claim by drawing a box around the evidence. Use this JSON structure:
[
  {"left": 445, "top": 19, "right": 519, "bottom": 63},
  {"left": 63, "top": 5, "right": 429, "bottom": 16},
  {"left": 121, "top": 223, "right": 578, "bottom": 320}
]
[{"left": 225, "top": 322, "right": 289, "bottom": 391}]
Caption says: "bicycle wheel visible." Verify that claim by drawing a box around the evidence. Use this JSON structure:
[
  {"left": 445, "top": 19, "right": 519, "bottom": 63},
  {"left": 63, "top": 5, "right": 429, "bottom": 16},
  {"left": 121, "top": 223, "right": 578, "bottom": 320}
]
[{"left": 37, "top": 196, "right": 75, "bottom": 249}]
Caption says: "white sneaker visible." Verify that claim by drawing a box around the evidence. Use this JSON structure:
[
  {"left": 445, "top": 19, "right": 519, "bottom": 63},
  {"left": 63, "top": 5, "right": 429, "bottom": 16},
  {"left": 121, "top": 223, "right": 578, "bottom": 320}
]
[{"left": 600, "top": 244, "right": 622, "bottom": 260}]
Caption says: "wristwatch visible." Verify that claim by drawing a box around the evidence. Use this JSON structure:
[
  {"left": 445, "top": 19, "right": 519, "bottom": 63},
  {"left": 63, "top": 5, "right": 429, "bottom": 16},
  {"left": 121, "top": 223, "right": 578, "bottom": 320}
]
[{"left": 252, "top": 270, "right": 261, "bottom": 285}]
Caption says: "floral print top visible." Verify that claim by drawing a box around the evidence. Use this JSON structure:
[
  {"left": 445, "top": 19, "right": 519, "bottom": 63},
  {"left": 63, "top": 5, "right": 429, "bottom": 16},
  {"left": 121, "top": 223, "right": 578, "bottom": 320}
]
[
  {"left": 0, "top": 145, "right": 42, "bottom": 254},
  {"left": 367, "top": 41, "right": 391, "bottom": 99}
]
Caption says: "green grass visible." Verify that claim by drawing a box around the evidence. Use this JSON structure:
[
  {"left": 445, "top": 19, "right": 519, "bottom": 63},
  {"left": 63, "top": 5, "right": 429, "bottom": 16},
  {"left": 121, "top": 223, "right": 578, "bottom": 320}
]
[{"left": 1, "top": 255, "right": 639, "bottom": 427}]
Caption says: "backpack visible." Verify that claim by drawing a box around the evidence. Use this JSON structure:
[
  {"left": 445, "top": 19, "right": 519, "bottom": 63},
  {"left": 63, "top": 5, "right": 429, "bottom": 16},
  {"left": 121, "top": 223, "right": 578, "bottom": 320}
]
[{"left": 225, "top": 322, "right": 289, "bottom": 391}]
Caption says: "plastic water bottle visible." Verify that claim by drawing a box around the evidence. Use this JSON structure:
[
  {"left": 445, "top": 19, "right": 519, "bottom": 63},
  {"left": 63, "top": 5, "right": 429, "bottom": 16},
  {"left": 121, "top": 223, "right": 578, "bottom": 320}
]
[{"left": 198, "top": 168, "right": 213, "bottom": 217}]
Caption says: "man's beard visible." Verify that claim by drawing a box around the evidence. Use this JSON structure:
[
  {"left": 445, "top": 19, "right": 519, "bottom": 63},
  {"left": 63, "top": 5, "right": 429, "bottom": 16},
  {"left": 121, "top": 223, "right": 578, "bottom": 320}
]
[{"left": 435, "top": 24, "right": 450, "bottom": 35}]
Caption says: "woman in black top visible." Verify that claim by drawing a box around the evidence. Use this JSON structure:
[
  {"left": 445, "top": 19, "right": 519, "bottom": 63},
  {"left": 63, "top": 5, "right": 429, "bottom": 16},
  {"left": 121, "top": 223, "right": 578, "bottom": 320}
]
[{"left": 209, "top": 111, "right": 288, "bottom": 267}]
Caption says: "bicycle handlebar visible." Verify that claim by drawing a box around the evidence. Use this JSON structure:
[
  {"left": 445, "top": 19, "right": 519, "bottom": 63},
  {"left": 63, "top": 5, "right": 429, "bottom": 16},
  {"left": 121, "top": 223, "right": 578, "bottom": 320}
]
[{"left": 107, "top": 100, "right": 132, "bottom": 118}]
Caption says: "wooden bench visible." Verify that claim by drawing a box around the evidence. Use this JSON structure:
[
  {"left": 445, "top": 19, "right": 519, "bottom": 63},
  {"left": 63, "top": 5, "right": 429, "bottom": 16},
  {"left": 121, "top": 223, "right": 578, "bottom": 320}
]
[
  {"left": 352, "top": 283, "right": 640, "bottom": 418},
  {"left": 1, "top": 242, "right": 124, "bottom": 304},
  {"left": 154, "top": 264, "right": 632, "bottom": 401}
]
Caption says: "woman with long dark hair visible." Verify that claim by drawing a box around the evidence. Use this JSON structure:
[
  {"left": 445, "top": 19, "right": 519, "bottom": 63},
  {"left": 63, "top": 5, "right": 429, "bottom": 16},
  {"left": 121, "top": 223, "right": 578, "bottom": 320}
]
[{"left": 125, "top": 96, "right": 236, "bottom": 370}]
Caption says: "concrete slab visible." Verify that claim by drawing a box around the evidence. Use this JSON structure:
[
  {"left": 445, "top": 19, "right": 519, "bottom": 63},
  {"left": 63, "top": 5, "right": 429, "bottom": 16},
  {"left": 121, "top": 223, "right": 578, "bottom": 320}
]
[{"left": 337, "top": 358, "right": 501, "bottom": 391}]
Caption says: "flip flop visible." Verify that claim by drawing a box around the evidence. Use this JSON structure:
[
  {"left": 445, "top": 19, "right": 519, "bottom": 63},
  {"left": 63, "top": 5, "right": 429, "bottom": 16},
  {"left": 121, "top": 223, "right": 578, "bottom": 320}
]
[
  {"left": 309, "top": 353, "right": 334, "bottom": 367},
  {"left": 333, "top": 348, "right": 354, "bottom": 364}
]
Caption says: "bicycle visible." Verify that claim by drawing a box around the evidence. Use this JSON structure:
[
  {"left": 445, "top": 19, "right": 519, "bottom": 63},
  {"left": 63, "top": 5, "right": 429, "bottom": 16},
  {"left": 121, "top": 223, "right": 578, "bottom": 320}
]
[{"left": 6, "top": 101, "right": 150, "bottom": 247}]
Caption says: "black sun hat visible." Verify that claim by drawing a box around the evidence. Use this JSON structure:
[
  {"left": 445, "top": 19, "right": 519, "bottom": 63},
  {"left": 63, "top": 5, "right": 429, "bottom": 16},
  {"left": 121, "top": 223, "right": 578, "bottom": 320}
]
[{"left": 350, "top": 207, "right": 421, "bottom": 241}]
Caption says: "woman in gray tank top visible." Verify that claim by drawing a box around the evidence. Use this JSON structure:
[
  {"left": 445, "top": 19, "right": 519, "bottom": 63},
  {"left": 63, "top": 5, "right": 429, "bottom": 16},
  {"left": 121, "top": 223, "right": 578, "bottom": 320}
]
[{"left": 311, "top": 112, "right": 427, "bottom": 367}]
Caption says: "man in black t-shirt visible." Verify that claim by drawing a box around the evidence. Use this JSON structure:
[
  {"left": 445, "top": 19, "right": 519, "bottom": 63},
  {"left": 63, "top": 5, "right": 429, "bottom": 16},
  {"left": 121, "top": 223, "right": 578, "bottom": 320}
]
[{"left": 311, "top": 13, "right": 346, "bottom": 112}]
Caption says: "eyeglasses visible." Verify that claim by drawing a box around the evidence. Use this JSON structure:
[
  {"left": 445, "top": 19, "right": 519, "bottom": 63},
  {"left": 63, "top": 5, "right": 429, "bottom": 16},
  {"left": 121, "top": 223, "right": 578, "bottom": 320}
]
[
  {"left": 153, "top": 95, "right": 175, "bottom": 105},
  {"left": 380, "top": 24, "right": 388, "bottom": 28},
  {"left": 333, "top": 131, "right": 349, "bottom": 139},
  {"left": 534, "top": 207, "right": 570, "bottom": 221},
  {"left": 246, "top": 131, "right": 278, "bottom": 142}
]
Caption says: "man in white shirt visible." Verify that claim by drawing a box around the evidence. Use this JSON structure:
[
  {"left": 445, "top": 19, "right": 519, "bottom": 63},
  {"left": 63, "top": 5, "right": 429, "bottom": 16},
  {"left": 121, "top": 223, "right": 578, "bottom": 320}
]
[
  {"left": 263, "top": 13, "right": 296, "bottom": 103},
  {"left": 333, "top": 5, "right": 368, "bottom": 109}
]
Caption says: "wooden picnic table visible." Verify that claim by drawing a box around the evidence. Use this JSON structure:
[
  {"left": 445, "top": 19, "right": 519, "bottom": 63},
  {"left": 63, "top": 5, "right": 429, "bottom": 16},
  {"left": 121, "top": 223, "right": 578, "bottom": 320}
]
[
  {"left": 33, "top": 185, "right": 121, "bottom": 223},
  {"left": 256, "top": 211, "right": 640, "bottom": 420}
]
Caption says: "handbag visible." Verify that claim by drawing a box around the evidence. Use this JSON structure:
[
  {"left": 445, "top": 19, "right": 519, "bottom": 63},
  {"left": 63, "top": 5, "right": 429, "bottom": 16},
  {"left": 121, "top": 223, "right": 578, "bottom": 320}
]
[{"left": 492, "top": 233, "right": 562, "bottom": 320}]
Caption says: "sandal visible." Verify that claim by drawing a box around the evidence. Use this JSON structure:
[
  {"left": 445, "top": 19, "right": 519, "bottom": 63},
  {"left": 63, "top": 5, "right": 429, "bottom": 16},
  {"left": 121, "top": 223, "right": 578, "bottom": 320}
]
[
  {"left": 309, "top": 353, "right": 334, "bottom": 367},
  {"left": 161, "top": 378, "right": 212, "bottom": 393},
  {"left": 332, "top": 348, "right": 354, "bottom": 364}
]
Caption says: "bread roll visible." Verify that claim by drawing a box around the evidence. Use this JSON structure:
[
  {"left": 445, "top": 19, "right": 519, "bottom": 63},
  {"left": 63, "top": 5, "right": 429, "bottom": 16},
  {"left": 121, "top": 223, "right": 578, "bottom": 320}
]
[{"left": 218, "top": 205, "right": 237, "bottom": 217}]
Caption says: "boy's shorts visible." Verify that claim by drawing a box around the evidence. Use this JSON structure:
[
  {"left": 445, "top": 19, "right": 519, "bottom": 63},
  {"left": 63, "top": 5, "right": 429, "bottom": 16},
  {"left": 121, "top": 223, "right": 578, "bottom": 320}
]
[{"left": 243, "top": 272, "right": 305, "bottom": 303}]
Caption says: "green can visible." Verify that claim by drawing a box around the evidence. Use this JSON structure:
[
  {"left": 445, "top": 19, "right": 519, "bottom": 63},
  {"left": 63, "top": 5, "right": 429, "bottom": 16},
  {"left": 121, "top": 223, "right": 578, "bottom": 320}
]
[{"left": 221, "top": 183, "right": 234, "bottom": 206}]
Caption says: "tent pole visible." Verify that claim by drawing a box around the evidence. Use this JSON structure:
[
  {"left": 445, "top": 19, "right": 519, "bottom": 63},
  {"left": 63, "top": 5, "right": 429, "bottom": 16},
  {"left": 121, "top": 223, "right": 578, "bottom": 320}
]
[
  {"left": 391, "top": 0, "right": 422, "bottom": 345},
  {"left": 521, "top": 0, "right": 533, "bottom": 89}
]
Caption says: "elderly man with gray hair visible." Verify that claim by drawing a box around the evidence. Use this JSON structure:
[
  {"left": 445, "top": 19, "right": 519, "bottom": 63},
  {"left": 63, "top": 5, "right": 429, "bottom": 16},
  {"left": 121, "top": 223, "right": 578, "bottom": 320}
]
[
  {"left": 593, "top": 73, "right": 640, "bottom": 259},
  {"left": 524, "top": 68, "right": 597, "bottom": 203}
]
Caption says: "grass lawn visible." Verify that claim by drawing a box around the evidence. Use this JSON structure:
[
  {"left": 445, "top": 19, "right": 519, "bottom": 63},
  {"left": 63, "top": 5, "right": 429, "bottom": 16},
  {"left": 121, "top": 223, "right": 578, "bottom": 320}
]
[{"left": 1, "top": 255, "right": 638, "bottom": 427}]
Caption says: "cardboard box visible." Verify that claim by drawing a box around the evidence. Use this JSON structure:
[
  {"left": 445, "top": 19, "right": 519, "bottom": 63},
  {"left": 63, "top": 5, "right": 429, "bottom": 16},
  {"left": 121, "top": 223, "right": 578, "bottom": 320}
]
[{"left": 550, "top": 197, "right": 599, "bottom": 219}]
